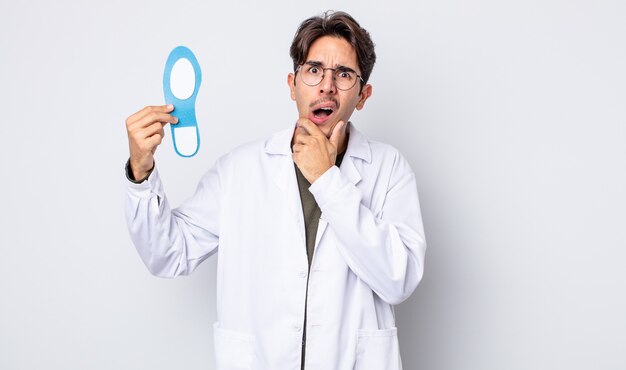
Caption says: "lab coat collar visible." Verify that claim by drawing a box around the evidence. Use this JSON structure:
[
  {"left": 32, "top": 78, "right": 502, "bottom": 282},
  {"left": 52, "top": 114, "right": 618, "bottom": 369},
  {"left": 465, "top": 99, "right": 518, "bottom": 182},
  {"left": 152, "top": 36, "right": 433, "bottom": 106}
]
[
  {"left": 264, "top": 122, "right": 370, "bottom": 247},
  {"left": 263, "top": 121, "right": 372, "bottom": 164}
]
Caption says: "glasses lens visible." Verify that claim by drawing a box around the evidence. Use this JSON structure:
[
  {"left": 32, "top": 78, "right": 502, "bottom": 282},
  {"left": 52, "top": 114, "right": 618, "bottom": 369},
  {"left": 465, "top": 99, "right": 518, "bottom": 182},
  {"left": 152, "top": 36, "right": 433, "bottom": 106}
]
[
  {"left": 300, "top": 65, "right": 322, "bottom": 86},
  {"left": 299, "top": 65, "right": 358, "bottom": 90},
  {"left": 334, "top": 70, "right": 357, "bottom": 90}
]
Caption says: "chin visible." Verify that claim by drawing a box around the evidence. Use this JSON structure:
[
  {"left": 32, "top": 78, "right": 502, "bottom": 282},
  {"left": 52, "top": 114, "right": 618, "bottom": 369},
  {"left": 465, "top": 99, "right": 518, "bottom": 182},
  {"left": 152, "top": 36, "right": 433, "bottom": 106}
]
[{"left": 320, "top": 122, "right": 336, "bottom": 137}]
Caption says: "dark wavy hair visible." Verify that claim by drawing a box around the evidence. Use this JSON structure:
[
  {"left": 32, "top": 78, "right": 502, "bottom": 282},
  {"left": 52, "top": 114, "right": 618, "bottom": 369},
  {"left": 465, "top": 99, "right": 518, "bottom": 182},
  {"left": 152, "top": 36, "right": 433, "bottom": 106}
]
[{"left": 290, "top": 11, "right": 377, "bottom": 89}]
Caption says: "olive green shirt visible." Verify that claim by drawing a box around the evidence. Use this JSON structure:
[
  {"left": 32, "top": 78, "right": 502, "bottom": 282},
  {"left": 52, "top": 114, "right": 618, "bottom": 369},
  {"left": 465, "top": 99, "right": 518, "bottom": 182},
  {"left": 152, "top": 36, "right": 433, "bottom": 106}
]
[{"left": 294, "top": 152, "right": 346, "bottom": 269}]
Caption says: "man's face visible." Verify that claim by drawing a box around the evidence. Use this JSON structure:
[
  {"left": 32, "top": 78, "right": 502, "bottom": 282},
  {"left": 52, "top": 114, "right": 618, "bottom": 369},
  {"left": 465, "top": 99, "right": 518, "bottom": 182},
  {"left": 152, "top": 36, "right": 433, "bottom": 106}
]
[{"left": 288, "top": 35, "right": 372, "bottom": 138}]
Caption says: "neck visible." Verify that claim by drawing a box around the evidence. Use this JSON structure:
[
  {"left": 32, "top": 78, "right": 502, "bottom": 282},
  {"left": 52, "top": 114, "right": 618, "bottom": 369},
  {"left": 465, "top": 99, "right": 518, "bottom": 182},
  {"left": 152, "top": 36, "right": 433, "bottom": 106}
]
[{"left": 336, "top": 133, "right": 348, "bottom": 155}]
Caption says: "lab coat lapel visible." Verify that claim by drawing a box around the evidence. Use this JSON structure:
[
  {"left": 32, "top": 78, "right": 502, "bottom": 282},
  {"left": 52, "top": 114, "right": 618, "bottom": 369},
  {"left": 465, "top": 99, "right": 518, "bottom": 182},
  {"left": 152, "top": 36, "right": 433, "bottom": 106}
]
[
  {"left": 264, "top": 123, "right": 372, "bottom": 253},
  {"left": 315, "top": 123, "right": 371, "bottom": 250},
  {"left": 265, "top": 126, "right": 306, "bottom": 248},
  {"left": 314, "top": 157, "right": 362, "bottom": 250}
]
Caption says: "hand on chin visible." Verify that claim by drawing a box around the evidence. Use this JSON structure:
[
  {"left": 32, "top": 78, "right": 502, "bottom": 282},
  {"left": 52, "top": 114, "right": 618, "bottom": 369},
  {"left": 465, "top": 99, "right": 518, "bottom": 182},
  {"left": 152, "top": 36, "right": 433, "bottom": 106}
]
[
  {"left": 308, "top": 112, "right": 337, "bottom": 137},
  {"left": 313, "top": 118, "right": 340, "bottom": 139}
]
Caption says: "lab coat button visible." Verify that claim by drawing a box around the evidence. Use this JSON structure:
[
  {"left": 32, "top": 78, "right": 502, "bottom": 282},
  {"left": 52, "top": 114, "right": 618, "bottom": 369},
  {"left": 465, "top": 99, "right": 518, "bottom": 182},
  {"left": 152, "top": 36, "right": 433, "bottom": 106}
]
[
  {"left": 297, "top": 271, "right": 307, "bottom": 278},
  {"left": 293, "top": 324, "right": 302, "bottom": 332}
]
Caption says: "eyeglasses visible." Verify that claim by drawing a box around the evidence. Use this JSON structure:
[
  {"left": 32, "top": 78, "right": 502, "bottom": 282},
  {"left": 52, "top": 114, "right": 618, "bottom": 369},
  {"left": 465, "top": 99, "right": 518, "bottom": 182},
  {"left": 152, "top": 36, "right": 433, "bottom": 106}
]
[{"left": 296, "top": 63, "right": 364, "bottom": 91}]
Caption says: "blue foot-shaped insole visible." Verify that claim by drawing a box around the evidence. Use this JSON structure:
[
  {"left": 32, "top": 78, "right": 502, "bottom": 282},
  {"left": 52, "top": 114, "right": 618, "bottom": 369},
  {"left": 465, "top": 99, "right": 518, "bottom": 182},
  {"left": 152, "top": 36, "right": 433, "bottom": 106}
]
[{"left": 163, "top": 46, "right": 202, "bottom": 157}]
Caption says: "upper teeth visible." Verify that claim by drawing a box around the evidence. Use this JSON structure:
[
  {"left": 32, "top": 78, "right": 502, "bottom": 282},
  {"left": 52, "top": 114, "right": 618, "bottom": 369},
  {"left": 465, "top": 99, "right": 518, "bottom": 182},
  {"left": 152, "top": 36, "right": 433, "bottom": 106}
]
[{"left": 321, "top": 107, "right": 332, "bottom": 111}]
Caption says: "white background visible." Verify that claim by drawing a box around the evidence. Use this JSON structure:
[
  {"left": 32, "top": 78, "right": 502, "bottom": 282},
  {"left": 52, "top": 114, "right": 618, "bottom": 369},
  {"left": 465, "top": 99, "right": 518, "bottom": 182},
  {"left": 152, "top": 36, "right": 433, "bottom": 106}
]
[{"left": 1, "top": 0, "right": 625, "bottom": 369}]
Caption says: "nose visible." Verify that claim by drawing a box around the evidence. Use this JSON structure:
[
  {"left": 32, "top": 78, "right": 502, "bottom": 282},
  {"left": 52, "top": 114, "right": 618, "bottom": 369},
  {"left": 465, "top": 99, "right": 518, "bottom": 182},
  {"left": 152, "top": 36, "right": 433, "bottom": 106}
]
[{"left": 319, "top": 69, "right": 336, "bottom": 94}]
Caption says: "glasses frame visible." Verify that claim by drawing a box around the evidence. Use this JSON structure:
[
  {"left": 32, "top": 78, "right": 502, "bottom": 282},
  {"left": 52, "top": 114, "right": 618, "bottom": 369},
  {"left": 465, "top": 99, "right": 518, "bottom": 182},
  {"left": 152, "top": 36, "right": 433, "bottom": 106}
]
[{"left": 296, "top": 63, "right": 365, "bottom": 91}]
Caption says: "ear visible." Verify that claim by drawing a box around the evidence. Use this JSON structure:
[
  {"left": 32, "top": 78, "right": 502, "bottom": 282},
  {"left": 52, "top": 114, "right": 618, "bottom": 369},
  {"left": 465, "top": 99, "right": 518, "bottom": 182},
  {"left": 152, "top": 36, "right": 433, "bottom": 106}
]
[
  {"left": 355, "top": 84, "right": 372, "bottom": 110},
  {"left": 288, "top": 73, "right": 296, "bottom": 101}
]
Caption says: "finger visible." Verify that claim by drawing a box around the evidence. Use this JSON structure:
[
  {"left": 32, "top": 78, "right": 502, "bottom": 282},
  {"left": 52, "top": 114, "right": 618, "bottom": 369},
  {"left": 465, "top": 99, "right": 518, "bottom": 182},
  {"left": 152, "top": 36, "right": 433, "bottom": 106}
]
[
  {"left": 297, "top": 118, "right": 325, "bottom": 138},
  {"left": 139, "top": 121, "right": 166, "bottom": 140},
  {"left": 150, "top": 120, "right": 166, "bottom": 136},
  {"left": 329, "top": 120, "right": 347, "bottom": 149},
  {"left": 128, "top": 122, "right": 165, "bottom": 146},
  {"left": 127, "top": 104, "right": 174, "bottom": 125},
  {"left": 133, "top": 130, "right": 163, "bottom": 155},
  {"left": 294, "top": 126, "right": 308, "bottom": 137},
  {"left": 292, "top": 143, "right": 305, "bottom": 153},
  {"left": 138, "top": 111, "right": 178, "bottom": 126},
  {"left": 131, "top": 111, "right": 178, "bottom": 130},
  {"left": 291, "top": 126, "right": 308, "bottom": 149},
  {"left": 295, "top": 134, "right": 314, "bottom": 145},
  {"left": 145, "top": 132, "right": 164, "bottom": 149}
]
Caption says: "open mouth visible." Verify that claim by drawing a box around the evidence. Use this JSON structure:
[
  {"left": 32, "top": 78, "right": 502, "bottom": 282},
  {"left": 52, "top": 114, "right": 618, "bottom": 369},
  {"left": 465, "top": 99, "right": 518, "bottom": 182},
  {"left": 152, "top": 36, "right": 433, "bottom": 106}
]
[{"left": 313, "top": 107, "right": 334, "bottom": 118}]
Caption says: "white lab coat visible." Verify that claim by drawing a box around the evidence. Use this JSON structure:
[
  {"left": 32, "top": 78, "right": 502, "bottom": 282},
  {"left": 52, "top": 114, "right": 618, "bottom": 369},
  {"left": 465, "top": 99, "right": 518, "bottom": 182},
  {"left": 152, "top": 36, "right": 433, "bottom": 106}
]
[{"left": 125, "top": 123, "right": 426, "bottom": 370}]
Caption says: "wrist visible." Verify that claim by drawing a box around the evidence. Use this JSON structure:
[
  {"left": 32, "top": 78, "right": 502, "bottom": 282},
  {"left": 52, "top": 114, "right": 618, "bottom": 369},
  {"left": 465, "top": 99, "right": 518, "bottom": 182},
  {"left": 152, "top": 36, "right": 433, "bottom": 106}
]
[{"left": 127, "top": 158, "right": 155, "bottom": 183}]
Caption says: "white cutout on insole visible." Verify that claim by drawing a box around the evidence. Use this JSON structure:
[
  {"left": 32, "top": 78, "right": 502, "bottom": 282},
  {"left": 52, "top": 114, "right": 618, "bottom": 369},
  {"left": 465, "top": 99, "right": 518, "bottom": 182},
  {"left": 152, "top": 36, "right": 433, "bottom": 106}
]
[
  {"left": 174, "top": 126, "right": 198, "bottom": 156},
  {"left": 170, "top": 58, "right": 196, "bottom": 100}
]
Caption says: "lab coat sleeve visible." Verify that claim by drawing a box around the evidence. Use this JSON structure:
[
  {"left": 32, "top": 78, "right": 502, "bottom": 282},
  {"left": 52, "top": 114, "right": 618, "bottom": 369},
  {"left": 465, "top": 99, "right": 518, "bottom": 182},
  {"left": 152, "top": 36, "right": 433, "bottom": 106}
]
[
  {"left": 124, "top": 161, "right": 222, "bottom": 278},
  {"left": 309, "top": 153, "right": 426, "bottom": 305}
]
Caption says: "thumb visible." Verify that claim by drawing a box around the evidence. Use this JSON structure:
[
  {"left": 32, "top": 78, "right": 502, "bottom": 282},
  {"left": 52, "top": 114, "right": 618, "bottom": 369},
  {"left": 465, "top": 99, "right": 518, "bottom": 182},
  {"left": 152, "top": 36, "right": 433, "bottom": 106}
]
[{"left": 329, "top": 120, "right": 347, "bottom": 148}]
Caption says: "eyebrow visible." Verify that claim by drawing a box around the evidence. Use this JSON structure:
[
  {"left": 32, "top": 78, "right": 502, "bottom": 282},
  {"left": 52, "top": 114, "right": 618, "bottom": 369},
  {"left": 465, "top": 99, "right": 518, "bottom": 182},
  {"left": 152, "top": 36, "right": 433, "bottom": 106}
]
[{"left": 304, "top": 60, "right": 357, "bottom": 74}]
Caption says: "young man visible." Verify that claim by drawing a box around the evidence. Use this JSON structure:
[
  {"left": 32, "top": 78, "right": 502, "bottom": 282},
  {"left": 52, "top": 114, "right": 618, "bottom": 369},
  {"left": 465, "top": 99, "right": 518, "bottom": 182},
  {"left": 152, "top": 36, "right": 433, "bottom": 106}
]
[{"left": 125, "top": 11, "right": 426, "bottom": 370}]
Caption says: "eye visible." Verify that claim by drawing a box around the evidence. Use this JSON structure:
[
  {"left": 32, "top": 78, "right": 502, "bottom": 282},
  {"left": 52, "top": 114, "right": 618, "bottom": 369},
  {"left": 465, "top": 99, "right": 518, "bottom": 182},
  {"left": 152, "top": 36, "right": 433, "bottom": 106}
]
[
  {"left": 337, "top": 71, "right": 353, "bottom": 80},
  {"left": 308, "top": 66, "right": 320, "bottom": 74}
]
